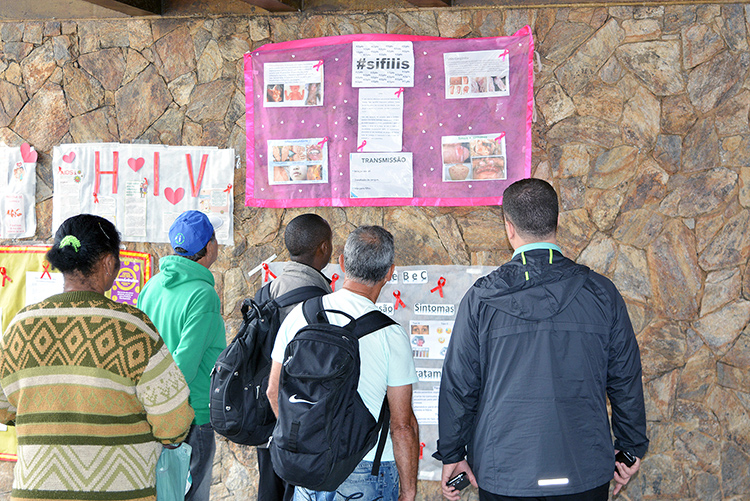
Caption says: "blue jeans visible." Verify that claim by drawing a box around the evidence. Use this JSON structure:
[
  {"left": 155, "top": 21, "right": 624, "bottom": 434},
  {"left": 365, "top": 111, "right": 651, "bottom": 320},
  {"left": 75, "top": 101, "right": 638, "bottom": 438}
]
[
  {"left": 185, "top": 423, "right": 216, "bottom": 501},
  {"left": 293, "top": 460, "right": 399, "bottom": 501}
]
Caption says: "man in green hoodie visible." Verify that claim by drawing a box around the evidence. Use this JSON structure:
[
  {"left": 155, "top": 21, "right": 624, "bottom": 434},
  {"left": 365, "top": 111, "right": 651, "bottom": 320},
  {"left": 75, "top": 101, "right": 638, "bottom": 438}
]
[{"left": 138, "top": 210, "right": 226, "bottom": 501}]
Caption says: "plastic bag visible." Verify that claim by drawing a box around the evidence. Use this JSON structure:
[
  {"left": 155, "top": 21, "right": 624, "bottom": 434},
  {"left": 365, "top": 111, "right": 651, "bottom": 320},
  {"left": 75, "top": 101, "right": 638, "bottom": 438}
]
[{"left": 156, "top": 443, "right": 192, "bottom": 501}]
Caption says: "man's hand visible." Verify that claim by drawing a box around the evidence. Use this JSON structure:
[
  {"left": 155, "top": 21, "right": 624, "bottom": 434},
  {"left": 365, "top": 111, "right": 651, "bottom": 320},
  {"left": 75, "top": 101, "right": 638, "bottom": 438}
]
[
  {"left": 613, "top": 453, "right": 641, "bottom": 495},
  {"left": 441, "top": 460, "right": 477, "bottom": 500}
]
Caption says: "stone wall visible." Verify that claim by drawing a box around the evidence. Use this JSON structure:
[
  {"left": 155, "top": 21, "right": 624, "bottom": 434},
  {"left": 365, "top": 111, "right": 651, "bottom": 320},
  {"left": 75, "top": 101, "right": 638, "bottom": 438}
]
[{"left": 1, "top": 4, "right": 750, "bottom": 500}]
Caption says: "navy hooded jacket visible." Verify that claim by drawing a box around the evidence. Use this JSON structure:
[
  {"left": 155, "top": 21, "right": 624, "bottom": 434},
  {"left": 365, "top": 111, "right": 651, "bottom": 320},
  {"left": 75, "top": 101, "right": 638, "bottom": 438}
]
[{"left": 436, "top": 248, "right": 648, "bottom": 497}]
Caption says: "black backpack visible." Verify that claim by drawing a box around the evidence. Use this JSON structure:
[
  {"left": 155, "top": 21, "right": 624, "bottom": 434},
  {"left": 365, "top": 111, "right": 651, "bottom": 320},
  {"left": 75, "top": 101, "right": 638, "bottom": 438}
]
[
  {"left": 209, "top": 283, "right": 327, "bottom": 446},
  {"left": 269, "top": 296, "right": 396, "bottom": 491}
]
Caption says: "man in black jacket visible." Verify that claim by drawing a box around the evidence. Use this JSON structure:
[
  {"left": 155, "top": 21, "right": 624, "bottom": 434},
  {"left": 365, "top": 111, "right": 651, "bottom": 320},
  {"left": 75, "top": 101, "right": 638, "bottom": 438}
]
[{"left": 435, "top": 179, "right": 648, "bottom": 501}]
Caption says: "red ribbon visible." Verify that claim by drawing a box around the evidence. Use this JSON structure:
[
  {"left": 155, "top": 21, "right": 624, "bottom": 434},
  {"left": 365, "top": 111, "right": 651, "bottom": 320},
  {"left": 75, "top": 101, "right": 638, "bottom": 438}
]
[
  {"left": 419, "top": 442, "right": 426, "bottom": 460},
  {"left": 262, "top": 263, "right": 276, "bottom": 281},
  {"left": 357, "top": 140, "right": 367, "bottom": 152},
  {"left": 223, "top": 184, "right": 232, "bottom": 193},
  {"left": 313, "top": 59, "right": 324, "bottom": 71},
  {"left": 430, "top": 276, "right": 446, "bottom": 298},
  {"left": 41, "top": 262, "right": 52, "bottom": 279},
  {"left": 393, "top": 290, "right": 406, "bottom": 310},
  {"left": 331, "top": 273, "right": 339, "bottom": 292},
  {"left": 395, "top": 87, "right": 404, "bottom": 97},
  {"left": 495, "top": 132, "right": 506, "bottom": 142},
  {"left": 93, "top": 192, "right": 99, "bottom": 203},
  {"left": 499, "top": 49, "right": 509, "bottom": 60},
  {"left": 0, "top": 267, "right": 11, "bottom": 287},
  {"left": 317, "top": 137, "right": 329, "bottom": 147}
]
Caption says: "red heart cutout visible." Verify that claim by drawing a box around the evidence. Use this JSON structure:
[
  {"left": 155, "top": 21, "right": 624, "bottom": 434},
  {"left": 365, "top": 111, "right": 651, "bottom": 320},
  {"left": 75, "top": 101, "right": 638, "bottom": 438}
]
[
  {"left": 164, "top": 187, "right": 185, "bottom": 205},
  {"left": 20, "top": 143, "right": 38, "bottom": 163},
  {"left": 62, "top": 152, "right": 76, "bottom": 163},
  {"left": 128, "top": 157, "right": 145, "bottom": 172}
]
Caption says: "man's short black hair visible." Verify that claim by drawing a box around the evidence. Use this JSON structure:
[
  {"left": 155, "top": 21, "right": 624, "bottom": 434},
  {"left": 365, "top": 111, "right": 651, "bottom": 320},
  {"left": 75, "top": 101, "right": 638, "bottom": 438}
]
[
  {"left": 284, "top": 214, "right": 332, "bottom": 259},
  {"left": 502, "top": 178, "right": 559, "bottom": 238},
  {"left": 175, "top": 233, "right": 215, "bottom": 262}
]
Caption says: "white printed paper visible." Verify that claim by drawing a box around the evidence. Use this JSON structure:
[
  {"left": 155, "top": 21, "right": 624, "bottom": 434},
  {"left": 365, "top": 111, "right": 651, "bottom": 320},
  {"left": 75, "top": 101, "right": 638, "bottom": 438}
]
[
  {"left": 25, "top": 271, "right": 64, "bottom": 305},
  {"left": 264, "top": 60, "right": 324, "bottom": 107},
  {"left": 413, "top": 389, "right": 439, "bottom": 426},
  {"left": 123, "top": 180, "right": 148, "bottom": 238},
  {"left": 357, "top": 88, "right": 404, "bottom": 152},
  {"left": 410, "top": 320, "right": 454, "bottom": 359},
  {"left": 352, "top": 41, "right": 414, "bottom": 88},
  {"left": 349, "top": 153, "right": 413, "bottom": 199},
  {"left": 444, "top": 49, "right": 511, "bottom": 99},
  {"left": 4, "top": 194, "right": 25, "bottom": 235}
]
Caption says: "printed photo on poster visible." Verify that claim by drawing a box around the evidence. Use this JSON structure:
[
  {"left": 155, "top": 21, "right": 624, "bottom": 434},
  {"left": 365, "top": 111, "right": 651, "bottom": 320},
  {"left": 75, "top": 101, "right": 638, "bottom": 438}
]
[
  {"left": 443, "top": 49, "right": 511, "bottom": 99},
  {"left": 264, "top": 60, "right": 324, "bottom": 108},
  {"left": 268, "top": 138, "right": 329, "bottom": 185},
  {"left": 442, "top": 134, "right": 507, "bottom": 182},
  {"left": 410, "top": 319, "right": 454, "bottom": 360}
]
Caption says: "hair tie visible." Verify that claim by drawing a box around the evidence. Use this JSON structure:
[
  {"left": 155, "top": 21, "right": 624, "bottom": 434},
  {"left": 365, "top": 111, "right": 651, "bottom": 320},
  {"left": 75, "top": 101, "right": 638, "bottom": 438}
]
[{"left": 59, "top": 235, "right": 81, "bottom": 252}]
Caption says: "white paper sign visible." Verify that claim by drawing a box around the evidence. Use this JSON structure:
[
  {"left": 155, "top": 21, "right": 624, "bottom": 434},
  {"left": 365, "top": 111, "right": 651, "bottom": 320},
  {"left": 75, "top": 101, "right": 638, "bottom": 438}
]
[
  {"left": 443, "top": 49, "right": 511, "bottom": 99},
  {"left": 349, "top": 153, "right": 413, "bottom": 199},
  {"left": 0, "top": 145, "right": 37, "bottom": 238},
  {"left": 25, "top": 271, "right": 64, "bottom": 305},
  {"left": 357, "top": 88, "right": 403, "bottom": 152},
  {"left": 264, "top": 60, "right": 324, "bottom": 107},
  {"left": 413, "top": 389, "right": 439, "bottom": 426},
  {"left": 352, "top": 41, "right": 414, "bottom": 88}
]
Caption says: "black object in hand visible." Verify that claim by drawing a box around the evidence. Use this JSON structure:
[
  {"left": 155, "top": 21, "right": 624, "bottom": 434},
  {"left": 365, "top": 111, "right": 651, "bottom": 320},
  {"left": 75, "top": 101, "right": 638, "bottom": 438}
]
[
  {"left": 447, "top": 472, "right": 470, "bottom": 491},
  {"left": 615, "top": 450, "right": 636, "bottom": 472}
]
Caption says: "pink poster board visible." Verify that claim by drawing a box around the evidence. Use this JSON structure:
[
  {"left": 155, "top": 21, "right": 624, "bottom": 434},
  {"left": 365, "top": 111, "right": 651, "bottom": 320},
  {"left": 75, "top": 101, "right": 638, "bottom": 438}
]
[{"left": 245, "top": 29, "right": 534, "bottom": 208}]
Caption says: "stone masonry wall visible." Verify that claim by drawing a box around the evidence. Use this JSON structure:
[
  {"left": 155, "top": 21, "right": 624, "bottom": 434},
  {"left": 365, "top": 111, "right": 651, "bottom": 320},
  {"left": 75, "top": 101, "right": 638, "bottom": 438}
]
[{"left": 1, "top": 4, "right": 750, "bottom": 500}]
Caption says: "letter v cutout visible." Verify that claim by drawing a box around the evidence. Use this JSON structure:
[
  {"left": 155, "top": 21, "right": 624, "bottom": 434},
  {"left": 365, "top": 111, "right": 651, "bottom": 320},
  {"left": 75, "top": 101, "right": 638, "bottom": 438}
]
[{"left": 185, "top": 153, "right": 208, "bottom": 197}]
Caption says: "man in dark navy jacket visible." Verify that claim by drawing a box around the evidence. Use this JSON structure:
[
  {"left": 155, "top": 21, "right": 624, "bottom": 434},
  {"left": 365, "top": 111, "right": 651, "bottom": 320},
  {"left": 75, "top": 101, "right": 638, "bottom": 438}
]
[{"left": 435, "top": 178, "right": 648, "bottom": 501}]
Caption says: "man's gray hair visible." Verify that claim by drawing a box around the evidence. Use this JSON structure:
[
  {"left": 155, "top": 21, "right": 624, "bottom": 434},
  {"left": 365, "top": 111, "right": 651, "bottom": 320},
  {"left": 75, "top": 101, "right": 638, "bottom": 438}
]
[{"left": 343, "top": 226, "right": 394, "bottom": 285}]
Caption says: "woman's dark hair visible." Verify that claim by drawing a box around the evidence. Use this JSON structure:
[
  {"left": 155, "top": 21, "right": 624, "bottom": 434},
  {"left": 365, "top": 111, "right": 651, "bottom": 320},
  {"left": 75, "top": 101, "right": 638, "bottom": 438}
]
[{"left": 46, "top": 214, "right": 121, "bottom": 276}]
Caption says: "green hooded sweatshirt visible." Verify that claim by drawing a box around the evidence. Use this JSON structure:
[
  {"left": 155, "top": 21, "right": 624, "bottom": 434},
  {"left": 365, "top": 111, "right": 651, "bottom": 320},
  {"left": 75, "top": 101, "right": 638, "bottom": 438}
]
[{"left": 138, "top": 255, "right": 226, "bottom": 425}]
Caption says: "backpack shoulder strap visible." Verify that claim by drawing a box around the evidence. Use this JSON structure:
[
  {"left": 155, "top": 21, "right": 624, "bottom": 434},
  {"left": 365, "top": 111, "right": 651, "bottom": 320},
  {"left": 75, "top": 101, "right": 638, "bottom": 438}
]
[
  {"left": 274, "top": 285, "right": 329, "bottom": 309},
  {"left": 350, "top": 310, "right": 397, "bottom": 339},
  {"left": 301, "top": 295, "right": 328, "bottom": 325}
]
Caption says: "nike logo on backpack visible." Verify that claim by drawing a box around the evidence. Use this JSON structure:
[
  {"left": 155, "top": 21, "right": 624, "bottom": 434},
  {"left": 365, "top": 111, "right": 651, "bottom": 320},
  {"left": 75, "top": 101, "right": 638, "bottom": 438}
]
[{"left": 289, "top": 394, "right": 316, "bottom": 405}]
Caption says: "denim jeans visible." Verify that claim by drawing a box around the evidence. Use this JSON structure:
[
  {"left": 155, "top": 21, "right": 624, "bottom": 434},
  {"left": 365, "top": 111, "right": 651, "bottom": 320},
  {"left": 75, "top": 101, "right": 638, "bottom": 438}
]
[
  {"left": 185, "top": 423, "right": 216, "bottom": 501},
  {"left": 293, "top": 460, "right": 399, "bottom": 501}
]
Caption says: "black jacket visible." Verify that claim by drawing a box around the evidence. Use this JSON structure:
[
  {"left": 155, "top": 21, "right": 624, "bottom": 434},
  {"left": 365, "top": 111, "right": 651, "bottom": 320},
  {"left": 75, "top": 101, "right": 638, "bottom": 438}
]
[{"left": 436, "top": 248, "right": 648, "bottom": 496}]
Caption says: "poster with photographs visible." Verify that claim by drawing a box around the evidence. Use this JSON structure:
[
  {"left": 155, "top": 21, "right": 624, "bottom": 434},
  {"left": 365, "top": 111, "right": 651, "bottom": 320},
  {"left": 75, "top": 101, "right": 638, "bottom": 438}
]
[
  {"left": 246, "top": 29, "right": 533, "bottom": 208},
  {"left": 442, "top": 134, "right": 507, "bottom": 182},
  {"left": 264, "top": 60, "right": 324, "bottom": 107},
  {"left": 268, "top": 138, "right": 328, "bottom": 184}
]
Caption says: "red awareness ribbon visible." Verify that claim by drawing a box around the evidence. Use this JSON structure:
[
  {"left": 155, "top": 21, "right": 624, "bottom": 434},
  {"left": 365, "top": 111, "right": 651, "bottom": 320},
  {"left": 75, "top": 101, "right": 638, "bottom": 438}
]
[
  {"left": 395, "top": 87, "right": 404, "bottom": 97},
  {"left": 430, "top": 276, "right": 446, "bottom": 298},
  {"left": 41, "top": 262, "right": 52, "bottom": 279},
  {"left": 223, "top": 184, "right": 232, "bottom": 193},
  {"left": 357, "top": 140, "right": 367, "bottom": 152},
  {"left": 313, "top": 60, "right": 324, "bottom": 71},
  {"left": 262, "top": 263, "right": 276, "bottom": 281},
  {"left": 499, "top": 49, "right": 509, "bottom": 60},
  {"left": 317, "top": 137, "right": 329, "bottom": 148},
  {"left": 0, "top": 267, "right": 11, "bottom": 287},
  {"left": 419, "top": 442, "right": 426, "bottom": 460},
  {"left": 331, "top": 273, "right": 339, "bottom": 292},
  {"left": 393, "top": 290, "right": 406, "bottom": 310},
  {"left": 495, "top": 132, "right": 506, "bottom": 142},
  {"left": 93, "top": 192, "right": 99, "bottom": 203}
]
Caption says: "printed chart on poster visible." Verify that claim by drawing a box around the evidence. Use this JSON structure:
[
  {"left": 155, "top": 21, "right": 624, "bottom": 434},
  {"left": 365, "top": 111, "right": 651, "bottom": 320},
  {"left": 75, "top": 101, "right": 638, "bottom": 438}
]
[
  {"left": 245, "top": 29, "right": 534, "bottom": 208},
  {"left": 260, "top": 261, "right": 495, "bottom": 480},
  {"left": 0, "top": 246, "right": 151, "bottom": 334},
  {"left": 51, "top": 143, "right": 235, "bottom": 246},
  {"left": 0, "top": 143, "right": 37, "bottom": 239}
]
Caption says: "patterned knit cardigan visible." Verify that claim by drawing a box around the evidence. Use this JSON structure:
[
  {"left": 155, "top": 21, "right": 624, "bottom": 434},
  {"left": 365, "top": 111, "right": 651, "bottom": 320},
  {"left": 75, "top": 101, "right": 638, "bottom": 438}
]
[{"left": 0, "top": 291, "right": 194, "bottom": 501}]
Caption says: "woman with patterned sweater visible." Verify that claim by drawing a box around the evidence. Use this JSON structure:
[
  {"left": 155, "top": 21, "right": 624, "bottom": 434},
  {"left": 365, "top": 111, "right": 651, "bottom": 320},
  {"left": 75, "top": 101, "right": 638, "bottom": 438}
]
[{"left": 0, "top": 214, "right": 194, "bottom": 501}]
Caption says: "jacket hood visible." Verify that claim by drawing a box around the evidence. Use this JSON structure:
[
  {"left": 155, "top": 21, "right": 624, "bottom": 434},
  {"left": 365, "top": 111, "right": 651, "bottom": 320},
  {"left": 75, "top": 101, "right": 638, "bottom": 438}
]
[
  {"left": 157, "top": 254, "right": 214, "bottom": 289},
  {"left": 474, "top": 252, "right": 590, "bottom": 320}
]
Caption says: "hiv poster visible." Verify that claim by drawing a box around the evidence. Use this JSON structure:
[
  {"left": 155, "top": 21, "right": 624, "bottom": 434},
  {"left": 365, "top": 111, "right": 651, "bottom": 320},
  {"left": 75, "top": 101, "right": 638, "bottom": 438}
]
[
  {"left": 0, "top": 143, "right": 37, "bottom": 239},
  {"left": 245, "top": 28, "right": 534, "bottom": 208},
  {"left": 51, "top": 143, "right": 234, "bottom": 246}
]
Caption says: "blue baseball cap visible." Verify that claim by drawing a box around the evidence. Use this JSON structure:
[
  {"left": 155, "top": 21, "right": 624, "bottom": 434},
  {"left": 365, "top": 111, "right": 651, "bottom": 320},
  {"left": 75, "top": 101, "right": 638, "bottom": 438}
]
[{"left": 169, "top": 210, "right": 219, "bottom": 256}]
